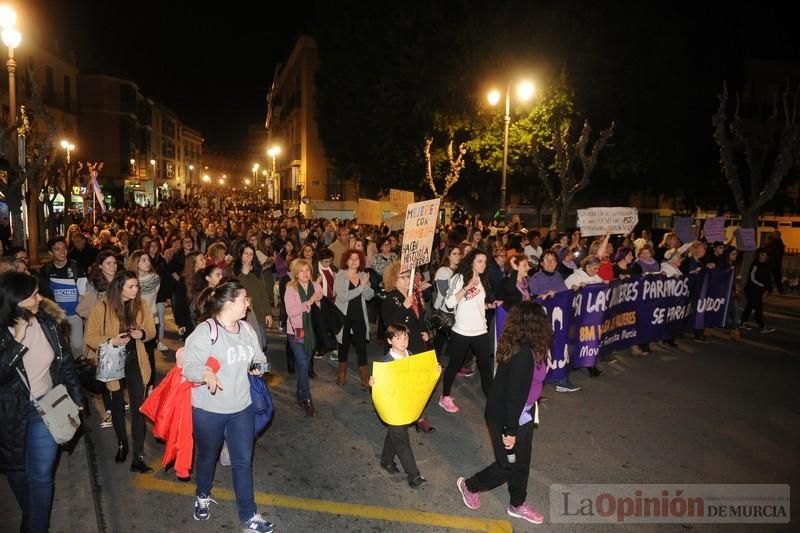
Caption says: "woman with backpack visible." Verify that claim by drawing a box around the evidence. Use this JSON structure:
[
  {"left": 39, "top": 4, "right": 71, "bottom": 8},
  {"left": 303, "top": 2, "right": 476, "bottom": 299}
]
[{"left": 181, "top": 280, "right": 274, "bottom": 533}]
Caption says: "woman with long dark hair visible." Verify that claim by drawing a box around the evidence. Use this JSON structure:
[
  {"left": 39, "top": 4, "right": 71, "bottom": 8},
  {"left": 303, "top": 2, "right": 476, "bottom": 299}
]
[
  {"left": 0, "top": 272, "right": 83, "bottom": 533},
  {"left": 181, "top": 281, "right": 273, "bottom": 532},
  {"left": 84, "top": 271, "right": 156, "bottom": 473},
  {"left": 77, "top": 250, "right": 119, "bottom": 428},
  {"left": 456, "top": 300, "right": 550, "bottom": 526},
  {"left": 439, "top": 248, "right": 497, "bottom": 412},
  {"left": 432, "top": 246, "right": 462, "bottom": 357},
  {"left": 232, "top": 244, "right": 272, "bottom": 349},
  {"left": 173, "top": 251, "right": 206, "bottom": 339}
]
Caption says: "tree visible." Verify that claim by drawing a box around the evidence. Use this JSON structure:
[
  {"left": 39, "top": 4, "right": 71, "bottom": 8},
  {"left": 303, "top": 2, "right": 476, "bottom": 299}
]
[
  {"left": 531, "top": 118, "right": 615, "bottom": 231},
  {"left": 424, "top": 138, "right": 466, "bottom": 199},
  {"left": 712, "top": 82, "right": 799, "bottom": 235}
]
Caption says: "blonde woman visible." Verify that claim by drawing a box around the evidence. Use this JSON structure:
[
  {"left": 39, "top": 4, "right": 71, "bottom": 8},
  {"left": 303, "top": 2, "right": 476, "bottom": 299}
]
[{"left": 284, "top": 259, "right": 323, "bottom": 416}]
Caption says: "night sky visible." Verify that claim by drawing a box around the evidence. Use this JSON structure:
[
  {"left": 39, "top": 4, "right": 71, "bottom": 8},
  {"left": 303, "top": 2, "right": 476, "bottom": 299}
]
[
  {"left": 25, "top": 0, "right": 312, "bottom": 151},
  {"left": 19, "top": 1, "right": 800, "bottom": 164}
]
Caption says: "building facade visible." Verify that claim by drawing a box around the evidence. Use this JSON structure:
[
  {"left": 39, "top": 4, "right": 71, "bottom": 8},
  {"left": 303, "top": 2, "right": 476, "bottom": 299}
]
[{"left": 266, "top": 35, "right": 356, "bottom": 214}]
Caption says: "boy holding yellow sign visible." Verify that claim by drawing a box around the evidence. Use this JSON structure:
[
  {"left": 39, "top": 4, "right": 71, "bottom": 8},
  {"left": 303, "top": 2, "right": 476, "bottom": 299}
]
[{"left": 369, "top": 324, "right": 442, "bottom": 488}]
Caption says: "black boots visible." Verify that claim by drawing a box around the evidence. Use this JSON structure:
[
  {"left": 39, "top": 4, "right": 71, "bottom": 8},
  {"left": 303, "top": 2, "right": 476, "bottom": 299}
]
[
  {"left": 115, "top": 441, "right": 128, "bottom": 463},
  {"left": 130, "top": 454, "right": 153, "bottom": 474}
]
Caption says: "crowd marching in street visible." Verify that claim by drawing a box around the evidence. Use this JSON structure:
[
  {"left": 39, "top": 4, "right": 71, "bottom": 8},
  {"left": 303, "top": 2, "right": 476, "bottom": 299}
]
[{"left": 0, "top": 192, "right": 787, "bottom": 533}]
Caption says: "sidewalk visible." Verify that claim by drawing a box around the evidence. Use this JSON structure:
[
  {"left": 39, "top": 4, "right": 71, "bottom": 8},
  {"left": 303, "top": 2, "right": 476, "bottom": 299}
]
[{"left": 1, "top": 427, "right": 101, "bottom": 533}]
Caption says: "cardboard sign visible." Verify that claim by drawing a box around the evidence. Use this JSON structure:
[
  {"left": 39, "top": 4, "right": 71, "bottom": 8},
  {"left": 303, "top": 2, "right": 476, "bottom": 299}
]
[
  {"left": 703, "top": 216, "right": 726, "bottom": 243},
  {"left": 400, "top": 198, "right": 441, "bottom": 271},
  {"left": 356, "top": 198, "right": 382, "bottom": 226},
  {"left": 674, "top": 216, "right": 695, "bottom": 244},
  {"left": 371, "top": 351, "right": 441, "bottom": 425},
  {"left": 384, "top": 214, "right": 405, "bottom": 231},
  {"left": 577, "top": 207, "right": 638, "bottom": 236},
  {"left": 389, "top": 188, "right": 415, "bottom": 212},
  {"left": 735, "top": 228, "right": 757, "bottom": 251}
]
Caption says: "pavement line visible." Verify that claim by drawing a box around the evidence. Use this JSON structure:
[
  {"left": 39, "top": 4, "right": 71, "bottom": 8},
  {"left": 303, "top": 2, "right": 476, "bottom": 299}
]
[{"left": 130, "top": 476, "right": 513, "bottom": 532}]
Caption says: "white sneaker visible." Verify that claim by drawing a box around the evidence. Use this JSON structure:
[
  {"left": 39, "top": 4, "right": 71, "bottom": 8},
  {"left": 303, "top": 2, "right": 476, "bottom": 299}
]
[{"left": 157, "top": 342, "right": 169, "bottom": 351}]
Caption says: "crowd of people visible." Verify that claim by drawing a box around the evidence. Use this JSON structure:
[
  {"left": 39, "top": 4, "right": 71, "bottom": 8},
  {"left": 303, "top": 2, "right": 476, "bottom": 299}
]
[{"left": 0, "top": 193, "right": 786, "bottom": 532}]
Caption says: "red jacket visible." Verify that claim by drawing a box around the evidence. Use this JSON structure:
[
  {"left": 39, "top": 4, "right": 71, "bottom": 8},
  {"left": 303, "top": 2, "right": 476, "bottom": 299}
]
[{"left": 140, "top": 355, "right": 220, "bottom": 479}]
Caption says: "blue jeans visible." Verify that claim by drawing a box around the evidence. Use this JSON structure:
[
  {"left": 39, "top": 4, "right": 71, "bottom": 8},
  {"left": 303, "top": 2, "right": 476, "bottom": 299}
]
[
  {"left": 288, "top": 336, "right": 311, "bottom": 401},
  {"left": 6, "top": 403, "right": 60, "bottom": 533},
  {"left": 193, "top": 405, "right": 256, "bottom": 522}
]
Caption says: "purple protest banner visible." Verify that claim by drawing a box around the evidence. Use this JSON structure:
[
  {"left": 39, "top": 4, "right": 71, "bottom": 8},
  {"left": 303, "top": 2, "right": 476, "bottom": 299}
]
[
  {"left": 703, "top": 216, "right": 726, "bottom": 243},
  {"left": 735, "top": 228, "right": 757, "bottom": 251},
  {"left": 570, "top": 283, "right": 605, "bottom": 367},
  {"left": 538, "top": 291, "right": 572, "bottom": 383},
  {"left": 692, "top": 266, "right": 734, "bottom": 329},
  {"left": 571, "top": 275, "right": 692, "bottom": 358},
  {"left": 674, "top": 217, "right": 695, "bottom": 244}
]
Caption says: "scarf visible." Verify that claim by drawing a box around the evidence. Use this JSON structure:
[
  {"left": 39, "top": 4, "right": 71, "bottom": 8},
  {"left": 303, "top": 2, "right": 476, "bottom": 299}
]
[{"left": 297, "top": 282, "right": 317, "bottom": 356}]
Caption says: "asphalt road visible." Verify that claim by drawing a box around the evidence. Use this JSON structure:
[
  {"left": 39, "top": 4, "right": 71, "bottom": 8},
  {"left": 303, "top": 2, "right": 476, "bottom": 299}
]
[{"left": 4, "top": 296, "right": 799, "bottom": 533}]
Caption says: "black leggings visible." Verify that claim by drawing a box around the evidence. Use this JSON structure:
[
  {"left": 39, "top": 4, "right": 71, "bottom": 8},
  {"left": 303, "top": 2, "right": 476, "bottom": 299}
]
[
  {"left": 442, "top": 331, "right": 493, "bottom": 397},
  {"left": 111, "top": 347, "right": 147, "bottom": 456},
  {"left": 338, "top": 315, "right": 368, "bottom": 366},
  {"left": 741, "top": 288, "right": 765, "bottom": 328}
]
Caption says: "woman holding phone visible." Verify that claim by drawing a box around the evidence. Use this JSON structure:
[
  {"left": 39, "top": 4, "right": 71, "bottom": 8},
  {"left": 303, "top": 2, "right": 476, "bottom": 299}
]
[{"left": 84, "top": 271, "right": 155, "bottom": 472}]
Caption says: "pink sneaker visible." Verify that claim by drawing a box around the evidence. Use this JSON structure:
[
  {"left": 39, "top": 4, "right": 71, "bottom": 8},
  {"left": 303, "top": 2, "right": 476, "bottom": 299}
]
[
  {"left": 457, "top": 367, "right": 475, "bottom": 378},
  {"left": 507, "top": 502, "right": 545, "bottom": 524},
  {"left": 438, "top": 395, "right": 459, "bottom": 413},
  {"left": 457, "top": 477, "right": 480, "bottom": 510}
]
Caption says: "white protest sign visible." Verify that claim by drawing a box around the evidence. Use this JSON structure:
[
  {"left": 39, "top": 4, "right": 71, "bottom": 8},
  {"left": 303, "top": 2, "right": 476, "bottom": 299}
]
[
  {"left": 577, "top": 207, "right": 638, "bottom": 236},
  {"left": 400, "top": 198, "right": 441, "bottom": 272}
]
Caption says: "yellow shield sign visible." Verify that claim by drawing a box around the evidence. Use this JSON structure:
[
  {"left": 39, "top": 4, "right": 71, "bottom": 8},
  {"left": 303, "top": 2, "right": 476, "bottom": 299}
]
[{"left": 371, "top": 351, "right": 440, "bottom": 426}]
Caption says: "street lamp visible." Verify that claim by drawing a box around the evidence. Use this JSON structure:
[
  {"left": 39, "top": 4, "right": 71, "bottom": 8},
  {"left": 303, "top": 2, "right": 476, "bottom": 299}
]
[
  {"left": 252, "top": 163, "right": 259, "bottom": 184},
  {"left": 267, "top": 146, "right": 280, "bottom": 202},
  {"left": 60, "top": 139, "right": 75, "bottom": 164},
  {"left": 1, "top": 6, "right": 20, "bottom": 127},
  {"left": 487, "top": 79, "right": 535, "bottom": 218}
]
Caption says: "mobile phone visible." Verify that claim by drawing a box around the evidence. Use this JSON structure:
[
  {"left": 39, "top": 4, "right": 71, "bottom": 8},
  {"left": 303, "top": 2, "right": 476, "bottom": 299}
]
[{"left": 249, "top": 361, "right": 271, "bottom": 373}]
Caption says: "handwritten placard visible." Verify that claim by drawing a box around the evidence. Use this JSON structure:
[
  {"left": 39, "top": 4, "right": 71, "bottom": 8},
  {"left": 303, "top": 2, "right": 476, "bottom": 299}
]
[
  {"left": 735, "top": 228, "right": 757, "bottom": 251},
  {"left": 400, "top": 198, "right": 441, "bottom": 271},
  {"left": 577, "top": 207, "right": 638, "bottom": 236},
  {"left": 703, "top": 216, "right": 726, "bottom": 243}
]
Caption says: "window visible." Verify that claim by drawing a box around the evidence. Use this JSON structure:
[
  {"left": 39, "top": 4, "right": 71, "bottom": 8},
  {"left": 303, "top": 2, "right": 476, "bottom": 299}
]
[
  {"left": 63, "top": 75, "right": 72, "bottom": 112},
  {"left": 45, "top": 66, "right": 54, "bottom": 104},
  {"left": 326, "top": 168, "right": 344, "bottom": 201}
]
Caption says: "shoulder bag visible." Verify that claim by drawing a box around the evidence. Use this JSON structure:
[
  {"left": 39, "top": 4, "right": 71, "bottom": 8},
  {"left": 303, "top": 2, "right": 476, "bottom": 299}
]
[{"left": 16, "top": 368, "right": 81, "bottom": 444}]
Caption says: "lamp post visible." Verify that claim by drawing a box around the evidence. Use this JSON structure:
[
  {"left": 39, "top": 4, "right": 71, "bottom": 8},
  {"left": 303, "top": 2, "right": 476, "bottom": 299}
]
[
  {"left": 60, "top": 139, "right": 75, "bottom": 164},
  {"left": 1, "top": 7, "right": 20, "bottom": 127},
  {"left": 488, "top": 80, "right": 535, "bottom": 219},
  {"left": 267, "top": 146, "right": 280, "bottom": 203},
  {"left": 188, "top": 164, "right": 194, "bottom": 196},
  {"left": 150, "top": 158, "right": 157, "bottom": 203}
]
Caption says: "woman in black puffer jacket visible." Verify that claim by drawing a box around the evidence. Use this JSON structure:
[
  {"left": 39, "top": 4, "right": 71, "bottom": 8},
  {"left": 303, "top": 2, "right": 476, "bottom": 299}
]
[{"left": 0, "top": 272, "right": 82, "bottom": 533}]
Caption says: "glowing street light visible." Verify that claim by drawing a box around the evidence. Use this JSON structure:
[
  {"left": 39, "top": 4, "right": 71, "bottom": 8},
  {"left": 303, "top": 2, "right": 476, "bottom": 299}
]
[
  {"left": 202, "top": 174, "right": 210, "bottom": 182},
  {"left": 487, "top": 79, "right": 536, "bottom": 218},
  {"left": 60, "top": 139, "right": 75, "bottom": 164}
]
